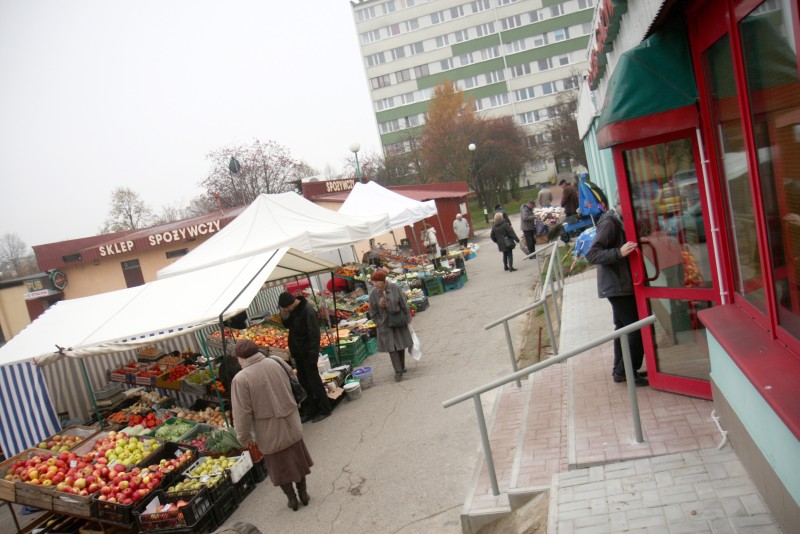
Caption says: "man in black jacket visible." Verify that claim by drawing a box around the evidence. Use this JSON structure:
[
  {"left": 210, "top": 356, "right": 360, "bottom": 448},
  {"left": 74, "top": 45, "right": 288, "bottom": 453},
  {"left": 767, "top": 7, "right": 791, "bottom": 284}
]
[
  {"left": 279, "top": 292, "right": 332, "bottom": 423},
  {"left": 586, "top": 200, "right": 648, "bottom": 386}
]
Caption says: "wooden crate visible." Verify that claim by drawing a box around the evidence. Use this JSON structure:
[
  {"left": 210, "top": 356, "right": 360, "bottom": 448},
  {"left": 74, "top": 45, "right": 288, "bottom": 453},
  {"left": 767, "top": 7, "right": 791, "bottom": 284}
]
[
  {"left": 52, "top": 490, "right": 93, "bottom": 518},
  {"left": 15, "top": 482, "right": 54, "bottom": 510}
]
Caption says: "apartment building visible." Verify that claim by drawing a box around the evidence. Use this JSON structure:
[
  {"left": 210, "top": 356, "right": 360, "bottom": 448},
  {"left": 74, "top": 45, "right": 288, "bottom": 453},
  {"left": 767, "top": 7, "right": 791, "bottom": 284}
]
[{"left": 351, "top": 0, "right": 595, "bottom": 184}]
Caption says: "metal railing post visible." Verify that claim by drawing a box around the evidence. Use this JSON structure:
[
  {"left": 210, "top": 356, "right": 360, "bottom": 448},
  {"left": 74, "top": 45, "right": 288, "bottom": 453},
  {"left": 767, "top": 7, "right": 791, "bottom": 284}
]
[
  {"left": 474, "top": 394, "right": 500, "bottom": 496},
  {"left": 621, "top": 333, "right": 644, "bottom": 443},
  {"left": 503, "top": 321, "right": 522, "bottom": 388},
  {"left": 543, "top": 304, "right": 558, "bottom": 356}
]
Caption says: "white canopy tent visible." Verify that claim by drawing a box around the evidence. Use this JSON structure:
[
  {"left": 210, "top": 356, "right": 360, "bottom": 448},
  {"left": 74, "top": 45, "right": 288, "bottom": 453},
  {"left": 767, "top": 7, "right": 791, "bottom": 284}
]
[
  {"left": 338, "top": 181, "right": 438, "bottom": 229},
  {"left": 0, "top": 248, "right": 337, "bottom": 366},
  {"left": 157, "top": 193, "right": 391, "bottom": 279}
]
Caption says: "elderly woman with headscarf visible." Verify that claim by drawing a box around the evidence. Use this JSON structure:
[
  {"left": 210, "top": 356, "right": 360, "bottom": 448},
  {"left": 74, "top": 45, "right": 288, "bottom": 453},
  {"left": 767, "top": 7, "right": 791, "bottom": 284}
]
[
  {"left": 231, "top": 340, "right": 314, "bottom": 512},
  {"left": 368, "top": 270, "right": 414, "bottom": 381}
]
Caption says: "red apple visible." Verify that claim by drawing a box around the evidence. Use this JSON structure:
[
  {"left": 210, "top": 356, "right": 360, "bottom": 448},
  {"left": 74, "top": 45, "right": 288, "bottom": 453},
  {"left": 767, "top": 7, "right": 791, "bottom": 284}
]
[{"left": 74, "top": 478, "right": 86, "bottom": 489}]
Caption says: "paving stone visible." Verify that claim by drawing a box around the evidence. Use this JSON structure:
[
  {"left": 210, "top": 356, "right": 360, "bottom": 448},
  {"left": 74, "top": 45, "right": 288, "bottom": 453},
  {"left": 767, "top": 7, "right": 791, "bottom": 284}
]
[
  {"left": 739, "top": 492, "right": 768, "bottom": 516},
  {"left": 669, "top": 521, "right": 713, "bottom": 533}
]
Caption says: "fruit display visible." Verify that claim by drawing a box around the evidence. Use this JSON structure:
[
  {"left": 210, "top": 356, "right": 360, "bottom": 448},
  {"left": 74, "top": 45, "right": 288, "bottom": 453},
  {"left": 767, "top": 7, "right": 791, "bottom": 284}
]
[
  {"left": 164, "top": 364, "right": 197, "bottom": 382},
  {"left": 137, "top": 346, "right": 165, "bottom": 361},
  {"left": 185, "top": 369, "right": 214, "bottom": 384},
  {"left": 442, "top": 272, "right": 461, "bottom": 283},
  {"left": 208, "top": 328, "right": 240, "bottom": 340},
  {"left": 236, "top": 324, "right": 288, "bottom": 350},
  {"left": 167, "top": 474, "right": 224, "bottom": 494},
  {"left": 186, "top": 456, "right": 236, "bottom": 477},
  {"left": 151, "top": 419, "right": 195, "bottom": 442},
  {"left": 336, "top": 265, "right": 359, "bottom": 277},
  {"left": 95, "top": 465, "right": 166, "bottom": 504},
  {"left": 92, "top": 433, "right": 160, "bottom": 467},
  {"left": 181, "top": 428, "right": 242, "bottom": 455},
  {"left": 36, "top": 433, "right": 86, "bottom": 452},
  {"left": 682, "top": 250, "right": 704, "bottom": 287},
  {"left": 157, "top": 354, "right": 186, "bottom": 367},
  {"left": 173, "top": 406, "right": 229, "bottom": 427},
  {"left": 210, "top": 380, "right": 225, "bottom": 395},
  {"left": 135, "top": 364, "right": 167, "bottom": 383}
]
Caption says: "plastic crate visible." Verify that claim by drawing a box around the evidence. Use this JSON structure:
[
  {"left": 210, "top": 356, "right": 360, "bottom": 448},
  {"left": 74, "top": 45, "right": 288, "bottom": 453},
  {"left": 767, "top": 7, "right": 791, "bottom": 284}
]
[
  {"left": 251, "top": 460, "right": 267, "bottom": 483},
  {"left": 169, "top": 470, "right": 231, "bottom": 503},
  {"left": 93, "top": 493, "right": 148, "bottom": 526},
  {"left": 136, "top": 487, "right": 212, "bottom": 532},
  {"left": 177, "top": 424, "right": 217, "bottom": 454},
  {"left": 210, "top": 486, "right": 238, "bottom": 526},
  {"left": 137, "top": 442, "right": 196, "bottom": 488},
  {"left": 332, "top": 344, "right": 368, "bottom": 368},
  {"left": 460, "top": 271, "right": 468, "bottom": 283},
  {"left": 147, "top": 418, "right": 198, "bottom": 443},
  {"left": 443, "top": 278, "right": 465, "bottom": 291},
  {"left": 232, "top": 468, "right": 256, "bottom": 504},
  {"left": 185, "top": 452, "right": 251, "bottom": 484},
  {"left": 365, "top": 337, "right": 378, "bottom": 355},
  {"left": 422, "top": 276, "right": 444, "bottom": 296},
  {"left": 411, "top": 297, "right": 429, "bottom": 313},
  {"left": 181, "top": 370, "right": 214, "bottom": 395}
]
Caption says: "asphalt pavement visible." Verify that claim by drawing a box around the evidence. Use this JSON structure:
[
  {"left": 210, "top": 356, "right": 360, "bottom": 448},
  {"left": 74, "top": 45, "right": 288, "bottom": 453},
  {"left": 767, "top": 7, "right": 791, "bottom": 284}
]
[{"left": 226, "top": 212, "right": 538, "bottom": 533}]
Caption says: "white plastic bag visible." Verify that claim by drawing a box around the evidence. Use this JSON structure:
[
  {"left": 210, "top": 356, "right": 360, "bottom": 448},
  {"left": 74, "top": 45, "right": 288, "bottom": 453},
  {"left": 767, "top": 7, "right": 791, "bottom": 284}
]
[{"left": 410, "top": 328, "right": 422, "bottom": 361}]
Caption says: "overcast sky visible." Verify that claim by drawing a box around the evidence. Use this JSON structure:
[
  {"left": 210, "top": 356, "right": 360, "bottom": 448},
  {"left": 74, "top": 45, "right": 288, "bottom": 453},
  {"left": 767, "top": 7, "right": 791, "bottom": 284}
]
[{"left": 0, "top": 1, "right": 380, "bottom": 250}]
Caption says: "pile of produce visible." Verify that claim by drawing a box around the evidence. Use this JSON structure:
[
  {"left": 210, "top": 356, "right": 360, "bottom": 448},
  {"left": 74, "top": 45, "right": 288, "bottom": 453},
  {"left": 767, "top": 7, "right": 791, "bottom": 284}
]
[
  {"left": 36, "top": 433, "right": 85, "bottom": 452},
  {"left": 137, "top": 346, "right": 165, "bottom": 361},
  {"left": 157, "top": 354, "right": 185, "bottom": 367},
  {"left": 183, "top": 428, "right": 241, "bottom": 455},
  {"left": 236, "top": 324, "right": 288, "bottom": 350},
  {"left": 127, "top": 392, "right": 170, "bottom": 414},
  {"left": 442, "top": 272, "right": 461, "bottom": 283},
  {"left": 164, "top": 364, "right": 197, "bottom": 382},
  {"left": 93, "top": 433, "right": 159, "bottom": 467},
  {"left": 173, "top": 406, "right": 228, "bottom": 427},
  {"left": 208, "top": 328, "right": 240, "bottom": 340},
  {"left": 185, "top": 368, "right": 214, "bottom": 385},
  {"left": 167, "top": 473, "right": 225, "bottom": 494},
  {"left": 335, "top": 265, "right": 359, "bottom": 277},
  {"left": 187, "top": 456, "right": 236, "bottom": 477},
  {"left": 151, "top": 419, "right": 195, "bottom": 442}
]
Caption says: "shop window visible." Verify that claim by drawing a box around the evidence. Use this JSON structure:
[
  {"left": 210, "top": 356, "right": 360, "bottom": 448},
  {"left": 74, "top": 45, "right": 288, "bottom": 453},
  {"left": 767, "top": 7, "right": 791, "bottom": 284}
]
[
  {"left": 62, "top": 253, "right": 82, "bottom": 263},
  {"left": 704, "top": 35, "right": 764, "bottom": 312},
  {"left": 166, "top": 248, "right": 188, "bottom": 259},
  {"left": 121, "top": 259, "right": 144, "bottom": 288},
  {"left": 738, "top": 1, "right": 800, "bottom": 338}
]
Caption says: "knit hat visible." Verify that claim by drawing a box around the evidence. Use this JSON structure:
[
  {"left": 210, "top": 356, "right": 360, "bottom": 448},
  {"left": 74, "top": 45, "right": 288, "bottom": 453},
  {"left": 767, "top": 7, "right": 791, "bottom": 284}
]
[
  {"left": 234, "top": 339, "right": 261, "bottom": 359},
  {"left": 370, "top": 270, "right": 387, "bottom": 282},
  {"left": 278, "top": 292, "right": 296, "bottom": 308}
]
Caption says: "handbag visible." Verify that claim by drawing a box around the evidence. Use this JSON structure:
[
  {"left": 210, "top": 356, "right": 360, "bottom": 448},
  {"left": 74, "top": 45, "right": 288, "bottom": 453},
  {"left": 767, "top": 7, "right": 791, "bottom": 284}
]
[
  {"left": 270, "top": 356, "right": 307, "bottom": 404},
  {"left": 504, "top": 236, "right": 516, "bottom": 249},
  {"left": 387, "top": 309, "right": 407, "bottom": 328}
]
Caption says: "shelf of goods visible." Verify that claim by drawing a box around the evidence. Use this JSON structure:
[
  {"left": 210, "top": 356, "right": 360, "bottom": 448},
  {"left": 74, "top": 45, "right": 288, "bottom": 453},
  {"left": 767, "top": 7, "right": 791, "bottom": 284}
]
[{"left": 206, "top": 324, "right": 290, "bottom": 361}]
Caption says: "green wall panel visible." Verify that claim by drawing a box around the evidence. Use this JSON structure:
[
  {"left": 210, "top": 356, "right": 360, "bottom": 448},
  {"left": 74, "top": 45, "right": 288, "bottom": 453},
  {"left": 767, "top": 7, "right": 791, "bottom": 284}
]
[
  {"left": 376, "top": 101, "right": 429, "bottom": 123},
  {"left": 501, "top": 10, "right": 594, "bottom": 43},
  {"left": 380, "top": 126, "right": 424, "bottom": 146},
  {"left": 416, "top": 58, "right": 505, "bottom": 90},
  {"left": 451, "top": 34, "right": 502, "bottom": 56},
  {"left": 707, "top": 334, "right": 800, "bottom": 503},
  {"left": 505, "top": 36, "right": 588, "bottom": 66},
  {"left": 465, "top": 81, "right": 508, "bottom": 100}
]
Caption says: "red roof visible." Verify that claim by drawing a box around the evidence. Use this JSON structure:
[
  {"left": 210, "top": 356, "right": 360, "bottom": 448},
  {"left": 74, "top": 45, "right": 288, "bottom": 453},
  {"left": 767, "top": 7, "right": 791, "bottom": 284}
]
[
  {"left": 34, "top": 207, "right": 245, "bottom": 271},
  {"left": 310, "top": 182, "right": 470, "bottom": 203}
]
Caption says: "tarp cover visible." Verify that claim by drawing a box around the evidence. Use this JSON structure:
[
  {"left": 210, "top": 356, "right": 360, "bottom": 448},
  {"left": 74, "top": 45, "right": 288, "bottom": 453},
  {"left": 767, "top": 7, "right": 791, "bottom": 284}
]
[
  {"left": 0, "top": 248, "right": 336, "bottom": 366},
  {"left": 339, "top": 181, "right": 438, "bottom": 229},
  {"left": 158, "top": 193, "right": 390, "bottom": 279},
  {"left": 596, "top": 21, "right": 697, "bottom": 134}
]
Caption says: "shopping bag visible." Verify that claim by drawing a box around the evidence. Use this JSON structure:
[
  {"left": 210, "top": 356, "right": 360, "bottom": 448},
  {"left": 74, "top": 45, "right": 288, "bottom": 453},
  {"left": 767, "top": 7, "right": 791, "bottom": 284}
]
[{"left": 410, "top": 328, "right": 422, "bottom": 361}]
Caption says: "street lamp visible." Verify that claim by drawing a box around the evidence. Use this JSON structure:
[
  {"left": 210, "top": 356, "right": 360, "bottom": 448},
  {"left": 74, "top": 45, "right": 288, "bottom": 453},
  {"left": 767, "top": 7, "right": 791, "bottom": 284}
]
[
  {"left": 350, "top": 143, "right": 363, "bottom": 183},
  {"left": 228, "top": 156, "right": 242, "bottom": 205},
  {"left": 468, "top": 143, "right": 488, "bottom": 223}
]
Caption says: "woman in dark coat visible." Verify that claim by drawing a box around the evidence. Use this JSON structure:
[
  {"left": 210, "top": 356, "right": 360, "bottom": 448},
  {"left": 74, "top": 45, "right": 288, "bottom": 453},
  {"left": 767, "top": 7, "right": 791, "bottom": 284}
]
[
  {"left": 368, "top": 270, "right": 413, "bottom": 381},
  {"left": 490, "top": 212, "right": 520, "bottom": 272}
]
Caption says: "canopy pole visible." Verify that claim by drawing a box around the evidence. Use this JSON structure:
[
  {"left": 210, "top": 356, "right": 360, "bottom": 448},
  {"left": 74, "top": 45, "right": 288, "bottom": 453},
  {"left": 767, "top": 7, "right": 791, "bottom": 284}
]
[
  {"left": 351, "top": 245, "right": 359, "bottom": 264},
  {"left": 337, "top": 248, "right": 344, "bottom": 265},
  {"left": 309, "top": 274, "right": 336, "bottom": 364},
  {"left": 330, "top": 272, "right": 341, "bottom": 360},
  {"left": 410, "top": 224, "right": 423, "bottom": 257},
  {"left": 80, "top": 359, "right": 103, "bottom": 430},
  {"left": 199, "top": 336, "right": 230, "bottom": 428},
  {"left": 434, "top": 212, "right": 447, "bottom": 249}
]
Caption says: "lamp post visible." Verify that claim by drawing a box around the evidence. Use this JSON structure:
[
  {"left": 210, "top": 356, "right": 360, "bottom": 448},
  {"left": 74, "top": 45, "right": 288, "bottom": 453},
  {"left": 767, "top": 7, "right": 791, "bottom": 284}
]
[
  {"left": 469, "top": 143, "right": 488, "bottom": 223},
  {"left": 350, "top": 143, "right": 363, "bottom": 183},
  {"left": 228, "top": 156, "right": 242, "bottom": 205}
]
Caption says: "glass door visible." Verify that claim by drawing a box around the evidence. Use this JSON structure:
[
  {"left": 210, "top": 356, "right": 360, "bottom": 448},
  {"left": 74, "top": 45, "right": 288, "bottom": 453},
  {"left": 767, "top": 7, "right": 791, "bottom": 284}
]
[{"left": 616, "top": 133, "right": 719, "bottom": 398}]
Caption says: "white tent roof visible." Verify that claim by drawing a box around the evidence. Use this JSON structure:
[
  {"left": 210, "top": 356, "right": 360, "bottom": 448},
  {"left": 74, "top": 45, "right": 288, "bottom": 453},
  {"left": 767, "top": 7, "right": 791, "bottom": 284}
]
[
  {"left": 0, "top": 248, "right": 336, "bottom": 366},
  {"left": 339, "top": 181, "right": 438, "bottom": 229},
  {"left": 157, "top": 193, "right": 390, "bottom": 279}
]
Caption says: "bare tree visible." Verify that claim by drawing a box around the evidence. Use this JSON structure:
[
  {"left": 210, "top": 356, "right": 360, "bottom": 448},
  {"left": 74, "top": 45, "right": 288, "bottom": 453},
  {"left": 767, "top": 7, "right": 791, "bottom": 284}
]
[
  {"left": 531, "top": 85, "right": 587, "bottom": 169},
  {"left": 0, "top": 233, "right": 36, "bottom": 278},
  {"left": 101, "top": 187, "right": 153, "bottom": 233}
]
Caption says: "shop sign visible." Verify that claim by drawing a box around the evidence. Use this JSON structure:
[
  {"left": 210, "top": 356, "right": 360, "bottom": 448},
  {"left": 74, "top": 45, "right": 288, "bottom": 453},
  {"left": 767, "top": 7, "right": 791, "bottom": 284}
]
[
  {"left": 148, "top": 220, "right": 221, "bottom": 246},
  {"left": 324, "top": 179, "right": 356, "bottom": 193},
  {"left": 588, "top": 0, "right": 628, "bottom": 90},
  {"left": 50, "top": 270, "right": 68, "bottom": 290},
  {"left": 23, "top": 273, "right": 65, "bottom": 300},
  {"left": 24, "top": 288, "right": 61, "bottom": 301},
  {"left": 99, "top": 240, "right": 135, "bottom": 257}
]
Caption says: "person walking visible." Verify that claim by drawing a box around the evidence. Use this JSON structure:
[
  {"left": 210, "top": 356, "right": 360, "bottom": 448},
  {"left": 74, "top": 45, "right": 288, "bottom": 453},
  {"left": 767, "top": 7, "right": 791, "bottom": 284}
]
[
  {"left": 520, "top": 199, "right": 537, "bottom": 255},
  {"left": 368, "top": 270, "right": 413, "bottom": 382},
  {"left": 490, "top": 212, "right": 520, "bottom": 272},
  {"left": 560, "top": 180, "right": 579, "bottom": 216},
  {"left": 585, "top": 199, "right": 649, "bottom": 386},
  {"left": 231, "top": 340, "right": 314, "bottom": 512},
  {"left": 420, "top": 224, "right": 441, "bottom": 268},
  {"left": 493, "top": 204, "right": 511, "bottom": 224},
  {"left": 278, "top": 292, "right": 332, "bottom": 423},
  {"left": 453, "top": 214, "right": 470, "bottom": 248},
  {"left": 537, "top": 186, "right": 553, "bottom": 208}
]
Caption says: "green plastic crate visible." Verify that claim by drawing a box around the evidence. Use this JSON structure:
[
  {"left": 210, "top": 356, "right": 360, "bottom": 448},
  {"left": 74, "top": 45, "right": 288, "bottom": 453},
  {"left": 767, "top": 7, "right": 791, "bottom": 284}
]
[
  {"left": 422, "top": 276, "right": 444, "bottom": 296},
  {"left": 365, "top": 337, "right": 378, "bottom": 355}
]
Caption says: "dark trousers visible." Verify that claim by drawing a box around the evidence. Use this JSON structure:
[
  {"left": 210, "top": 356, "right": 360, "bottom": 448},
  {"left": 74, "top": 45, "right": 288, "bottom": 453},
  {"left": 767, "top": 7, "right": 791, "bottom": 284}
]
[
  {"left": 389, "top": 350, "right": 406, "bottom": 372},
  {"left": 458, "top": 238, "right": 468, "bottom": 247},
  {"left": 295, "top": 353, "right": 331, "bottom": 416},
  {"left": 607, "top": 295, "right": 645, "bottom": 377},
  {"left": 522, "top": 230, "right": 536, "bottom": 254},
  {"left": 502, "top": 249, "right": 514, "bottom": 269}
]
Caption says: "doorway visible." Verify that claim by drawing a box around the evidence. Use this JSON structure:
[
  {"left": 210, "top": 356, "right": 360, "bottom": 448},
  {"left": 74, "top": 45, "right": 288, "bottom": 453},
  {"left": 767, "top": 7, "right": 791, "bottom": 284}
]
[{"left": 615, "top": 132, "right": 719, "bottom": 398}]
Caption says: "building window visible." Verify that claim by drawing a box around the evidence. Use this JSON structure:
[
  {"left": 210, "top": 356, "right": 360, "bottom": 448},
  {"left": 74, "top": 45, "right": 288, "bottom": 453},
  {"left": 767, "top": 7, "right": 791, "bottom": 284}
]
[
  {"left": 401, "top": 91, "right": 416, "bottom": 104},
  {"left": 485, "top": 70, "right": 504, "bottom": 84},
  {"left": 471, "top": 0, "right": 490, "bottom": 13},
  {"left": 440, "top": 58, "right": 454, "bottom": 71},
  {"left": 459, "top": 53, "right": 474, "bottom": 66},
  {"left": 405, "top": 114, "right": 420, "bottom": 127},
  {"left": 540, "top": 81, "right": 555, "bottom": 94},
  {"left": 450, "top": 6, "right": 464, "bottom": 19},
  {"left": 474, "top": 98, "right": 485, "bottom": 111},
  {"left": 562, "top": 76, "right": 577, "bottom": 89},
  {"left": 431, "top": 11, "right": 444, "bottom": 24},
  {"left": 62, "top": 253, "right": 82, "bottom": 263},
  {"left": 413, "top": 64, "right": 429, "bottom": 78},
  {"left": 506, "top": 39, "right": 527, "bottom": 54},
  {"left": 550, "top": 5, "right": 564, "bottom": 17},
  {"left": 488, "top": 93, "right": 509, "bottom": 108},
  {"left": 531, "top": 159, "right": 547, "bottom": 171},
  {"left": 376, "top": 97, "right": 395, "bottom": 111},
  {"left": 498, "top": 0, "right": 519, "bottom": 5},
  {"left": 361, "top": 29, "right": 381, "bottom": 45},
  {"left": 511, "top": 63, "right": 532, "bottom": 77},
  {"left": 410, "top": 41, "right": 425, "bottom": 55},
  {"left": 476, "top": 22, "right": 495, "bottom": 37},
  {"left": 557, "top": 54, "right": 570, "bottom": 67},
  {"left": 482, "top": 46, "right": 500, "bottom": 60},
  {"left": 454, "top": 30, "right": 469, "bottom": 43},
  {"left": 166, "top": 248, "right": 188, "bottom": 259},
  {"left": 379, "top": 119, "right": 402, "bottom": 134},
  {"left": 371, "top": 74, "right": 392, "bottom": 89},
  {"left": 391, "top": 47, "right": 406, "bottom": 61},
  {"left": 514, "top": 86, "right": 536, "bottom": 101},
  {"left": 389, "top": 23, "right": 401, "bottom": 36},
  {"left": 553, "top": 28, "right": 569, "bottom": 42},
  {"left": 121, "top": 259, "right": 144, "bottom": 288},
  {"left": 530, "top": 10, "right": 544, "bottom": 22},
  {"left": 357, "top": 6, "right": 377, "bottom": 22},
  {"left": 463, "top": 75, "right": 480, "bottom": 89},
  {"left": 533, "top": 34, "right": 548, "bottom": 47},
  {"left": 406, "top": 18, "right": 419, "bottom": 31},
  {"left": 367, "top": 52, "right": 386, "bottom": 67},
  {"left": 537, "top": 59, "right": 551, "bottom": 72},
  {"left": 578, "top": 0, "right": 592, "bottom": 9},
  {"left": 395, "top": 69, "right": 412, "bottom": 83},
  {"left": 435, "top": 35, "right": 449, "bottom": 48},
  {"left": 501, "top": 15, "right": 522, "bottom": 30},
  {"left": 383, "top": 0, "right": 396, "bottom": 14}
]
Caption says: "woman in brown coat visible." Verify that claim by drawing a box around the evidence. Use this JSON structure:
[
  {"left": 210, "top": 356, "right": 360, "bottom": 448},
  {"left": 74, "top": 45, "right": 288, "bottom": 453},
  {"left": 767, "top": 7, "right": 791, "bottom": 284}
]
[
  {"left": 368, "top": 270, "right": 413, "bottom": 381},
  {"left": 232, "top": 340, "right": 314, "bottom": 511}
]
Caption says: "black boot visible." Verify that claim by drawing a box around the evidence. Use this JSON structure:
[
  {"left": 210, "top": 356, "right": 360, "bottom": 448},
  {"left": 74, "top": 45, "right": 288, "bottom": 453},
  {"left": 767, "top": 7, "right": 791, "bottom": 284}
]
[
  {"left": 508, "top": 259, "right": 517, "bottom": 272},
  {"left": 504, "top": 262, "right": 509, "bottom": 271},
  {"left": 296, "top": 477, "right": 310, "bottom": 506},
  {"left": 281, "top": 483, "right": 299, "bottom": 511}
]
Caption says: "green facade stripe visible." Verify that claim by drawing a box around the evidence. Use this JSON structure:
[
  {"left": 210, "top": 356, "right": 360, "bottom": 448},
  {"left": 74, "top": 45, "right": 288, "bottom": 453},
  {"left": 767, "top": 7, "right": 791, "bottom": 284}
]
[
  {"left": 451, "top": 33, "right": 502, "bottom": 56},
  {"left": 376, "top": 101, "right": 430, "bottom": 123},
  {"left": 416, "top": 57, "right": 505, "bottom": 90},
  {"left": 380, "top": 125, "right": 424, "bottom": 146},
  {"left": 465, "top": 81, "right": 508, "bottom": 100},
  {"left": 501, "top": 10, "right": 594, "bottom": 43},
  {"left": 542, "top": 0, "right": 566, "bottom": 7},
  {"left": 505, "top": 36, "right": 588, "bottom": 66}
]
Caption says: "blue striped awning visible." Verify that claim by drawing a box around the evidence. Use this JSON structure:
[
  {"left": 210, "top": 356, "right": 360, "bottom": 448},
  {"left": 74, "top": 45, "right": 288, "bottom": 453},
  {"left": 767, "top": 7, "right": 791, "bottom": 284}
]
[{"left": 0, "top": 362, "right": 60, "bottom": 457}]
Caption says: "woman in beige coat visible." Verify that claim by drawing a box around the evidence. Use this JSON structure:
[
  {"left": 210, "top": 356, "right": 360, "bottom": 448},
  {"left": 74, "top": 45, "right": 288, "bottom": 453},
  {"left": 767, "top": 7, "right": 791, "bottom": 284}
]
[{"left": 232, "top": 340, "right": 314, "bottom": 511}]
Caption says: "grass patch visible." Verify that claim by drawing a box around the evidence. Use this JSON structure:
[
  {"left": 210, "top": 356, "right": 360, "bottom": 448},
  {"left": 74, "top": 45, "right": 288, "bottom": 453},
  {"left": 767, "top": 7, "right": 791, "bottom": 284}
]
[{"left": 468, "top": 191, "right": 538, "bottom": 231}]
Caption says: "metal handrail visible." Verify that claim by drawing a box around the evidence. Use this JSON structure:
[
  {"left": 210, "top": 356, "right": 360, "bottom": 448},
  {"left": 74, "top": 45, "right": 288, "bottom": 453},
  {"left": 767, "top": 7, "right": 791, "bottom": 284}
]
[
  {"left": 443, "top": 315, "right": 656, "bottom": 496},
  {"left": 484, "top": 241, "right": 565, "bottom": 388}
]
